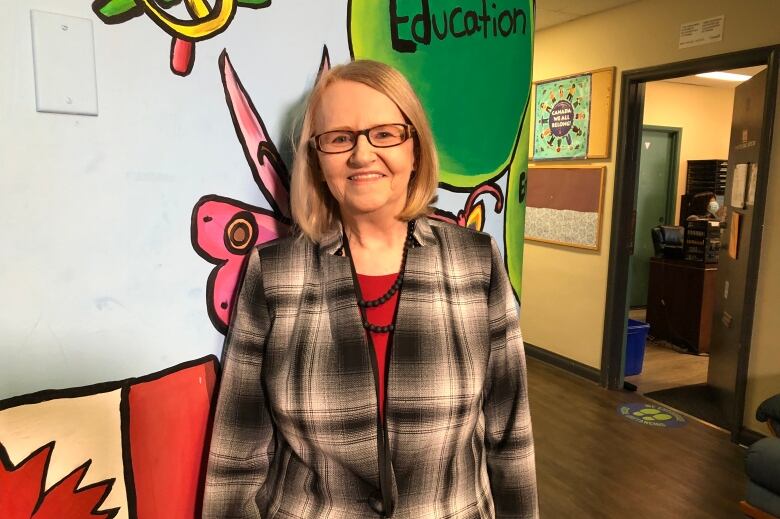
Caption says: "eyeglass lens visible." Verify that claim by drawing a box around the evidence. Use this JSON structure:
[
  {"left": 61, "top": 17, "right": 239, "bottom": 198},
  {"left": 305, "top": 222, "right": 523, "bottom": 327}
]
[{"left": 317, "top": 124, "right": 409, "bottom": 152}]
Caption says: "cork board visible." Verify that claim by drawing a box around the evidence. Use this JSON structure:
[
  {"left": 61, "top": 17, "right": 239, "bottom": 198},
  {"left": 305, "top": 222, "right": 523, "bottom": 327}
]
[{"left": 525, "top": 166, "right": 607, "bottom": 250}]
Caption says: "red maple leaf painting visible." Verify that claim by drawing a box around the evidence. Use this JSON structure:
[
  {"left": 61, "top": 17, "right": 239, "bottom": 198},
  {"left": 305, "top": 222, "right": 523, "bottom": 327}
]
[{"left": 0, "top": 441, "right": 118, "bottom": 519}]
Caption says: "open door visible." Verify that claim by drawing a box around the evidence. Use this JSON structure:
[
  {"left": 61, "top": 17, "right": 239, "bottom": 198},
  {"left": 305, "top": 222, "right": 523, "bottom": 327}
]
[
  {"left": 629, "top": 127, "right": 679, "bottom": 308},
  {"left": 708, "top": 70, "right": 767, "bottom": 436}
]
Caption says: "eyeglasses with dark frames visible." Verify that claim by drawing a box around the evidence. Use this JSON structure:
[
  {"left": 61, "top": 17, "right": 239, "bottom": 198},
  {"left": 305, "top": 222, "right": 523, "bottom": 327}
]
[{"left": 310, "top": 124, "right": 415, "bottom": 154}]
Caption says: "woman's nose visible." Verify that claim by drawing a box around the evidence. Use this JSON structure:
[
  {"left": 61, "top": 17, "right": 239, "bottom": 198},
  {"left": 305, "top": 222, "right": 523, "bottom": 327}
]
[{"left": 348, "top": 134, "right": 376, "bottom": 165}]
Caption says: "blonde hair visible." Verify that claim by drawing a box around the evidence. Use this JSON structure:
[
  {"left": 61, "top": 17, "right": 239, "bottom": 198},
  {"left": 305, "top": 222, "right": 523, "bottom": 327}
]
[{"left": 290, "top": 60, "right": 439, "bottom": 242}]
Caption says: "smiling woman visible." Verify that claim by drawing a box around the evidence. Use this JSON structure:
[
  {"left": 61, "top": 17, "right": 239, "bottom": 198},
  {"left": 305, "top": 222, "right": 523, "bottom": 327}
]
[
  {"left": 202, "top": 60, "right": 539, "bottom": 519},
  {"left": 312, "top": 80, "right": 417, "bottom": 244},
  {"left": 290, "top": 60, "right": 439, "bottom": 243}
]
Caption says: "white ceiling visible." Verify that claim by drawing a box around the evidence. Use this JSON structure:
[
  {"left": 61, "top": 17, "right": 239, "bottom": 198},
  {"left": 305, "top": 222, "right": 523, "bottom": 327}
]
[
  {"left": 536, "top": 0, "right": 641, "bottom": 31},
  {"left": 535, "top": 2, "right": 766, "bottom": 90},
  {"left": 662, "top": 66, "right": 767, "bottom": 89}
]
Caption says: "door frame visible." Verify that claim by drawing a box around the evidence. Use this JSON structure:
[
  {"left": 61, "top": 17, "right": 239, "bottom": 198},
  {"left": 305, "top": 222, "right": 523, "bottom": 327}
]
[
  {"left": 601, "top": 46, "right": 780, "bottom": 443},
  {"left": 641, "top": 125, "right": 682, "bottom": 226}
]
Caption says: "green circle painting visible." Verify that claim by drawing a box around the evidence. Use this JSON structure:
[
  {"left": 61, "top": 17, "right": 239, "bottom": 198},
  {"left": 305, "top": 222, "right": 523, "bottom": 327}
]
[
  {"left": 349, "top": 0, "right": 534, "bottom": 297},
  {"left": 349, "top": 0, "right": 534, "bottom": 188}
]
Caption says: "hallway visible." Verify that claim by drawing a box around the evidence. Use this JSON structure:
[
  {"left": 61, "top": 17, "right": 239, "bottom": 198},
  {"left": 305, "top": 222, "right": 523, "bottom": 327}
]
[{"left": 528, "top": 356, "right": 747, "bottom": 518}]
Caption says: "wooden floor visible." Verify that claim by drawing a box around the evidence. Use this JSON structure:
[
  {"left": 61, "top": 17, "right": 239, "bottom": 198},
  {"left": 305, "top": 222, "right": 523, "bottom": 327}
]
[
  {"left": 625, "top": 340, "right": 709, "bottom": 394},
  {"left": 625, "top": 307, "right": 709, "bottom": 394},
  {"left": 528, "top": 357, "right": 747, "bottom": 518}
]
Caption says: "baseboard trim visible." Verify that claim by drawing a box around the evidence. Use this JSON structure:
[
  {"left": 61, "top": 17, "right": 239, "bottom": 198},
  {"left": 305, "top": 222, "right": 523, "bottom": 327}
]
[
  {"left": 738, "top": 427, "right": 766, "bottom": 447},
  {"left": 524, "top": 342, "right": 601, "bottom": 383}
]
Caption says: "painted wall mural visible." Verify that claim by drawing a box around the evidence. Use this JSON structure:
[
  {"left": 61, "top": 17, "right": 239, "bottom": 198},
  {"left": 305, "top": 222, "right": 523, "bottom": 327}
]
[
  {"left": 0, "top": 357, "right": 218, "bottom": 518},
  {"left": 349, "top": 0, "right": 534, "bottom": 297},
  {"left": 188, "top": 49, "right": 328, "bottom": 332},
  {"left": 193, "top": 0, "right": 534, "bottom": 332},
  {"left": 92, "top": 0, "right": 271, "bottom": 76},
  {"left": 1, "top": 0, "right": 533, "bottom": 515}
]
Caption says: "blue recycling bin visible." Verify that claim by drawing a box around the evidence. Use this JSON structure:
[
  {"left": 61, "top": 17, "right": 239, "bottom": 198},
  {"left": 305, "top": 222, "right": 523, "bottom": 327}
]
[{"left": 625, "top": 319, "right": 650, "bottom": 376}]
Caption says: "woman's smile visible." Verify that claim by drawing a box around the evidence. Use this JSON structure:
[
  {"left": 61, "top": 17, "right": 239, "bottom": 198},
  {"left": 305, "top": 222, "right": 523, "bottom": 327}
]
[{"left": 348, "top": 171, "right": 386, "bottom": 182}]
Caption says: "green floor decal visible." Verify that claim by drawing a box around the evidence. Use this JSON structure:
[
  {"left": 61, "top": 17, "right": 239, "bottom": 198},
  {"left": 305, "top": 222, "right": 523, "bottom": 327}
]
[{"left": 618, "top": 403, "right": 687, "bottom": 428}]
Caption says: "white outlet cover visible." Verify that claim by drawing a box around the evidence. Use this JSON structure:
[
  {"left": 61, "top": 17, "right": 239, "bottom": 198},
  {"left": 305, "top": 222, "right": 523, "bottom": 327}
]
[{"left": 30, "top": 10, "right": 98, "bottom": 116}]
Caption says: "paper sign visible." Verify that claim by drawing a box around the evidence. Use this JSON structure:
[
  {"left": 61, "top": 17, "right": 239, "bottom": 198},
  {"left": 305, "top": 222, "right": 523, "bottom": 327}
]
[
  {"left": 731, "top": 163, "right": 748, "bottom": 208},
  {"left": 729, "top": 212, "right": 741, "bottom": 260},
  {"left": 679, "top": 15, "right": 724, "bottom": 49},
  {"left": 747, "top": 163, "right": 758, "bottom": 206}
]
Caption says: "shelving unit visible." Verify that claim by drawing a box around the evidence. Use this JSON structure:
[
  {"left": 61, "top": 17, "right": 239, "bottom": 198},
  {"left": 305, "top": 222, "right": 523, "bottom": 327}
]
[
  {"left": 685, "top": 159, "right": 727, "bottom": 196},
  {"left": 679, "top": 159, "right": 727, "bottom": 224}
]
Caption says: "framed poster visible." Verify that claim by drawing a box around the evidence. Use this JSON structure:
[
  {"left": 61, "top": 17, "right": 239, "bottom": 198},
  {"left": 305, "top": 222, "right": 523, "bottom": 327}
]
[
  {"left": 531, "top": 67, "right": 616, "bottom": 161},
  {"left": 525, "top": 166, "right": 606, "bottom": 250},
  {"left": 533, "top": 73, "right": 591, "bottom": 159}
]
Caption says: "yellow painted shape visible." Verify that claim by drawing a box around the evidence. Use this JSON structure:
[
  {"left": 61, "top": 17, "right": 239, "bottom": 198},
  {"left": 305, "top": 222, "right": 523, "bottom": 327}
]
[
  {"left": 466, "top": 203, "right": 484, "bottom": 231},
  {"left": 185, "top": 0, "right": 211, "bottom": 19},
  {"left": 141, "top": 0, "right": 235, "bottom": 40}
]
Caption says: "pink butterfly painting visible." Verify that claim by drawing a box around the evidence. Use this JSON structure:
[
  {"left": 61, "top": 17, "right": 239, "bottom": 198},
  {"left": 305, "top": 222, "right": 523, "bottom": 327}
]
[{"left": 191, "top": 48, "right": 331, "bottom": 333}]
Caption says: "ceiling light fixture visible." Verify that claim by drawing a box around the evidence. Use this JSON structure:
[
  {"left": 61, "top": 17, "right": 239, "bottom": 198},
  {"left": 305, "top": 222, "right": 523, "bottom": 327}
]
[{"left": 695, "top": 71, "right": 752, "bottom": 82}]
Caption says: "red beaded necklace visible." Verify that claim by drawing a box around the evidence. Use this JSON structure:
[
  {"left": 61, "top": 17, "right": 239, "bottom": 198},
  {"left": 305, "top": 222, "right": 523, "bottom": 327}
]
[{"left": 343, "top": 220, "right": 415, "bottom": 333}]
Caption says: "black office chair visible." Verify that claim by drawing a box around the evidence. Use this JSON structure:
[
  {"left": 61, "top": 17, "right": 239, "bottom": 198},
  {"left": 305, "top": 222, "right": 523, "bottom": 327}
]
[{"left": 651, "top": 225, "right": 685, "bottom": 259}]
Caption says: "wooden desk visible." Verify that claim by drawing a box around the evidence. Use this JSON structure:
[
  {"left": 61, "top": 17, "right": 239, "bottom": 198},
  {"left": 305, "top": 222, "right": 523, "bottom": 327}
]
[{"left": 646, "top": 257, "right": 717, "bottom": 354}]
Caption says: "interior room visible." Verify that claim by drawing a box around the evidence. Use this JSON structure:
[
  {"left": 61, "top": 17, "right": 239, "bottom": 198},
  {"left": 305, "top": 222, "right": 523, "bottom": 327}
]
[
  {"left": 624, "top": 66, "right": 766, "bottom": 428},
  {"left": 524, "top": 1, "right": 780, "bottom": 517},
  {"left": 1, "top": 1, "right": 780, "bottom": 519}
]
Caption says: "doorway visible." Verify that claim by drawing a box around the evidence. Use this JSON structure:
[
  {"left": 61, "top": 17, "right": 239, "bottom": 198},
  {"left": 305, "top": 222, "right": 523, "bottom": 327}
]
[
  {"left": 628, "top": 126, "right": 680, "bottom": 309},
  {"left": 602, "top": 46, "right": 779, "bottom": 443}
]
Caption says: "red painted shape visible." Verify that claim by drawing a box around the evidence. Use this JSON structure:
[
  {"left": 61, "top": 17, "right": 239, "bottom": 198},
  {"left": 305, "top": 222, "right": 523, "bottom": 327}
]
[
  {"left": 0, "top": 443, "right": 51, "bottom": 518},
  {"left": 0, "top": 442, "right": 115, "bottom": 519},
  {"left": 33, "top": 463, "right": 114, "bottom": 519},
  {"left": 171, "top": 38, "right": 194, "bottom": 76},
  {"left": 128, "top": 359, "right": 218, "bottom": 518}
]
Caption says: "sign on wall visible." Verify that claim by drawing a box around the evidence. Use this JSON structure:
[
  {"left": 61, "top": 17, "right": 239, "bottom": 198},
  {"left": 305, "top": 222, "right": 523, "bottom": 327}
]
[{"left": 533, "top": 73, "right": 591, "bottom": 160}]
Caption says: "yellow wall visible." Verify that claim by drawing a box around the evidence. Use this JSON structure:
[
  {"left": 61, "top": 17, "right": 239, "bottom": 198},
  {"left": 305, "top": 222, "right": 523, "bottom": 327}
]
[
  {"left": 523, "top": 0, "right": 780, "bottom": 431},
  {"left": 643, "top": 81, "right": 734, "bottom": 224}
]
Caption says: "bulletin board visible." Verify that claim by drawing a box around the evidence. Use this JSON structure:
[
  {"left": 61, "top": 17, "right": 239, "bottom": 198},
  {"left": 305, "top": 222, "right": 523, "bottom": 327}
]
[{"left": 525, "top": 166, "right": 606, "bottom": 250}]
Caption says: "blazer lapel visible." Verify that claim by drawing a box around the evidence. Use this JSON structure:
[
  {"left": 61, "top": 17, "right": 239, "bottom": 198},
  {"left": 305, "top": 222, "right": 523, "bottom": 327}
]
[
  {"left": 387, "top": 216, "right": 440, "bottom": 409},
  {"left": 319, "top": 229, "right": 383, "bottom": 489},
  {"left": 320, "top": 255, "right": 371, "bottom": 375}
]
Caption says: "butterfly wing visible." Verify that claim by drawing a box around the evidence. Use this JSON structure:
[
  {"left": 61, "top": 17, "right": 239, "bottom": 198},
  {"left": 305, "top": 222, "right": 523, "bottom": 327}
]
[
  {"left": 220, "top": 51, "right": 291, "bottom": 219},
  {"left": 192, "top": 196, "right": 289, "bottom": 332}
]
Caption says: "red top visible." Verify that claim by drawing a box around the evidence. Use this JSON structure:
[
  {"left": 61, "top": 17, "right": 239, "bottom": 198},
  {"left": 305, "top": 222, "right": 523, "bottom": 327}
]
[{"left": 357, "top": 273, "right": 400, "bottom": 420}]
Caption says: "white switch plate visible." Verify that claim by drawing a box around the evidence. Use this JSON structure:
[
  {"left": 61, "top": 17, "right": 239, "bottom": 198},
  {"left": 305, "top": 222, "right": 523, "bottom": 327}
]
[{"left": 30, "top": 10, "right": 98, "bottom": 116}]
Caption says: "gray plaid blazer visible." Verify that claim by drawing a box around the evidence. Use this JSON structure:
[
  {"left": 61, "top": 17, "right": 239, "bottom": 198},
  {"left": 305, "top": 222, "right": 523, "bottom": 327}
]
[{"left": 203, "top": 217, "right": 538, "bottom": 518}]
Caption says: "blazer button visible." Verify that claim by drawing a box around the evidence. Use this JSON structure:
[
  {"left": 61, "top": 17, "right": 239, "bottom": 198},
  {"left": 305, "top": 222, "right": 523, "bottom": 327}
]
[{"left": 368, "top": 490, "right": 385, "bottom": 515}]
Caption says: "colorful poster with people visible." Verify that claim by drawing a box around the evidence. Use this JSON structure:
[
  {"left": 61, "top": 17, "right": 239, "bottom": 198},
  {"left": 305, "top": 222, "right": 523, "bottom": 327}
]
[{"left": 533, "top": 73, "right": 591, "bottom": 160}]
